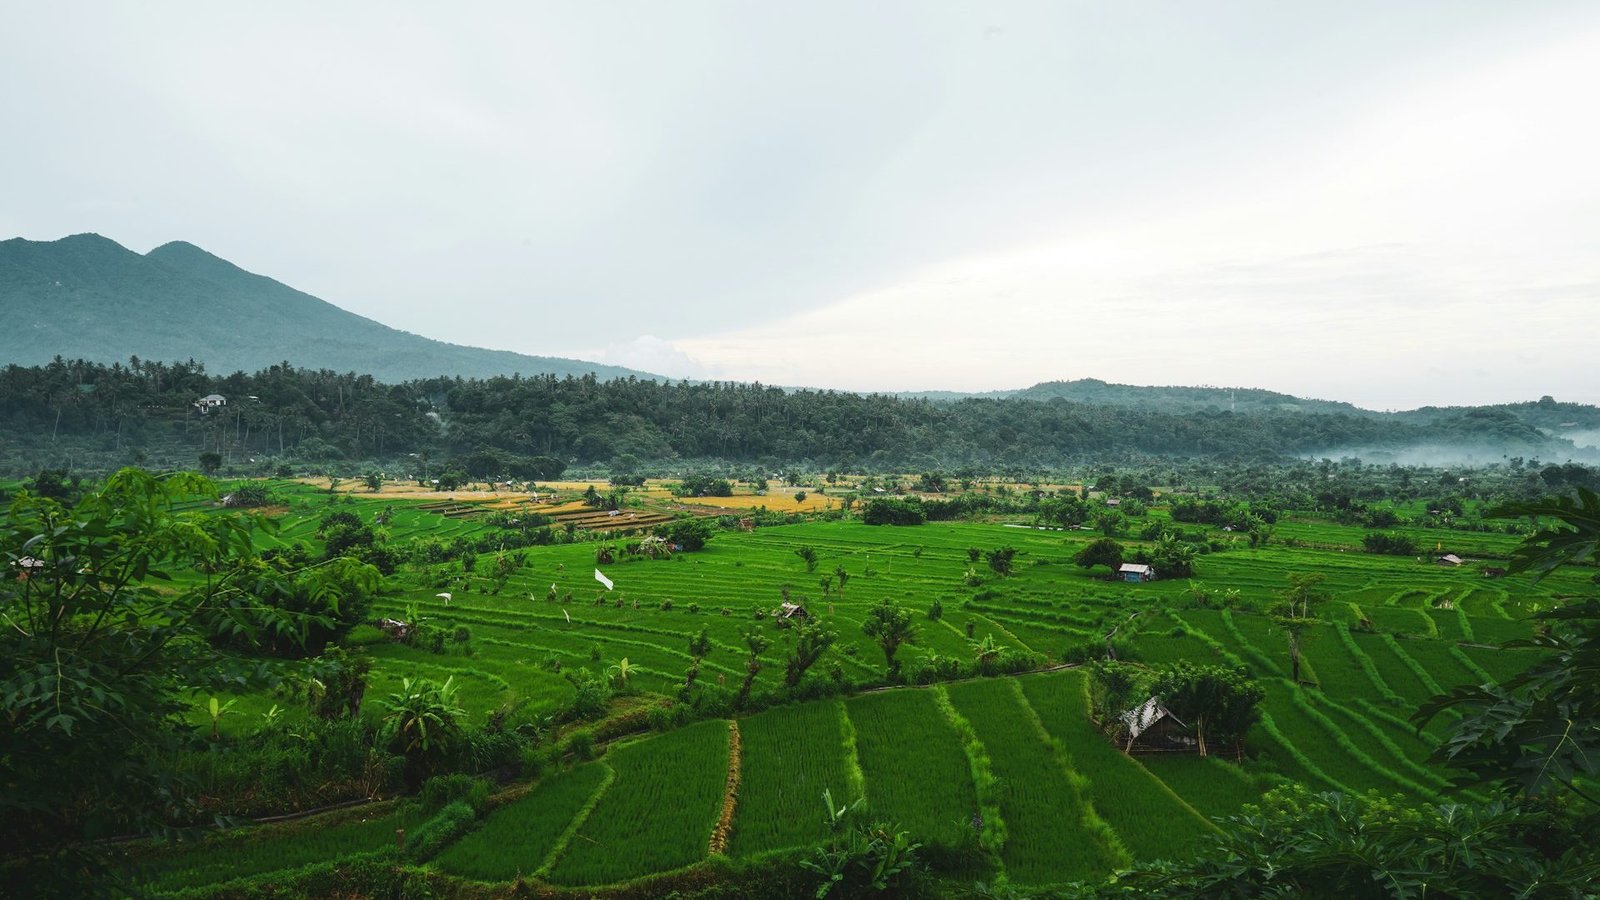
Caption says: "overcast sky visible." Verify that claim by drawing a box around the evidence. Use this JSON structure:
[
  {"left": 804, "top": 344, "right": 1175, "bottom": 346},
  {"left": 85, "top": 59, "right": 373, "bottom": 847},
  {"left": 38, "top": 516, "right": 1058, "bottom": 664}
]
[{"left": 3, "top": 2, "right": 1598, "bottom": 409}]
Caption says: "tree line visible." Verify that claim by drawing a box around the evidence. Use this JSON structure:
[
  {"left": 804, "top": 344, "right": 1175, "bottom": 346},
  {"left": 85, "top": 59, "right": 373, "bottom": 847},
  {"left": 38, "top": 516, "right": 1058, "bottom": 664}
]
[{"left": 1, "top": 357, "right": 1578, "bottom": 474}]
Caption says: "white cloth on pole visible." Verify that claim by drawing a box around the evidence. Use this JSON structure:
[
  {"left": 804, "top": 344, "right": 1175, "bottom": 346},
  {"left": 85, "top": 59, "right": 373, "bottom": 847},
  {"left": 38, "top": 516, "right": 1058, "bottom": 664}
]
[{"left": 594, "top": 568, "right": 614, "bottom": 590}]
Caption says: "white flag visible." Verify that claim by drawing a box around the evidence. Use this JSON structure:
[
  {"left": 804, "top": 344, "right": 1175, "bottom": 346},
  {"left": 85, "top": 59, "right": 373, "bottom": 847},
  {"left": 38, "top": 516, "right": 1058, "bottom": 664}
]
[
  {"left": 436, "top": 592, "right": 452, "bottom": 605},
  {"left": 594, "top": 568, "right": 614, "bottom": 591},
  {"left": 563, "top": 608, "right": 571, "bottom": 624}
]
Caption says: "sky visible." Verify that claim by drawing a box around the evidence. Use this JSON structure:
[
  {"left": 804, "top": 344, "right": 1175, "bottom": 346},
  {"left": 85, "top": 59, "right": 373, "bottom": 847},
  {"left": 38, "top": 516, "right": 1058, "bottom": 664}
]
[{"left": 3, "top": 1, "right": 1598, "bottom": 409}]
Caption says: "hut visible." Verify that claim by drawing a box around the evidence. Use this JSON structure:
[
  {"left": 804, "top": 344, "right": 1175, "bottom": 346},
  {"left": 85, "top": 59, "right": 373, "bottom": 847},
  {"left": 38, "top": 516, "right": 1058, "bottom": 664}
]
[
  {"left": 376, "top": 618, "right": 412, "bottom": 641},
  {"left": 1481, "top": 566, "right": 1507, "bottom": 579},
  {"left": 1118, "top": 563, "right": 1156, "bottom": 583},
  {"left": 1118, "top": 696, "right": 1192, "bottom": 753},
  {"left": 776, "top": 602, "right": 810, "bottom": 621},
  {"left": 193, "top": 393, "right": 227, "bottom": 414},
  {"left": 1436, "top": 554, "right": 1464, "bottom": 567}
]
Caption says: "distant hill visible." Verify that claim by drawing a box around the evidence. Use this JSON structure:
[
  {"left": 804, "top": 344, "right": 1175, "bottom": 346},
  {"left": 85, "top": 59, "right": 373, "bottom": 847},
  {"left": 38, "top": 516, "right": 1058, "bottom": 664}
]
[
  {"left": 0, "top": 234, "right": 659, "bottom": 383},
  {"left": 896, "top": 379, "right": 1374, "bottom": 414}
]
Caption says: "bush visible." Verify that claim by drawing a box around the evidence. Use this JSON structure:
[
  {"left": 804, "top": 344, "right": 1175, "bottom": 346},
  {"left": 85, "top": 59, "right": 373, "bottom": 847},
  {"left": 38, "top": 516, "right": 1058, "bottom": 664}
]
[
  {"left": 862, "top": 498, "right": 926, "bottom": 525},
  {"left": 1363, "top": 532, "right": 1419, "bottom": 555},
  {"left": 657, "top": 516, "right": 715, "bottom": 551},
  {"left": 561, "top": 668, "right": 611, "bottom": 721},
  {"left": 419, "top": 774, "right": 491, "bottom": 815},
  {"left": 565, "top": 729, "right": 597, "bottom": 761}
]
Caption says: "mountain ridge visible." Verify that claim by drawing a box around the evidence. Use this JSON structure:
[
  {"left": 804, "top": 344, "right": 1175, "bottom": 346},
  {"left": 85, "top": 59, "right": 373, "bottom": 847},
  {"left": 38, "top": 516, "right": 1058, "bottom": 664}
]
[{"left": 0, "top": 233, "right": 659, "bottom": 383}]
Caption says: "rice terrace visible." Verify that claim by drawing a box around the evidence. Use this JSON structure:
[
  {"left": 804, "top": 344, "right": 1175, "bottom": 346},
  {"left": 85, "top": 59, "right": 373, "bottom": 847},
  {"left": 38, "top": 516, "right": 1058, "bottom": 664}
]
[
  {"left": 7, "top": 445, "right": 1599, "bottom": 897},
  {"left": 8, "top": 4, "right": 1600, "bottom": 896}
]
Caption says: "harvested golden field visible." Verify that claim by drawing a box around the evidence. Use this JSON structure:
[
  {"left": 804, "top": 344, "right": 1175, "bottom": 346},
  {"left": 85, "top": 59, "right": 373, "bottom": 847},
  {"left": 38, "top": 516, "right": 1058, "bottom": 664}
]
[
  {"left": 284, "top": 478, "right": 564, "bottom": 504},
  {"left": 674, "top": 491, "right": 838, "bottom": 513}
]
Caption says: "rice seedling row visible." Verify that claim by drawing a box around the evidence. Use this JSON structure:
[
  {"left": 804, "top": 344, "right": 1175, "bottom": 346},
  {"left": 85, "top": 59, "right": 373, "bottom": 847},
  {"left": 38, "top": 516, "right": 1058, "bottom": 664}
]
[
  {"left": 435, "top": 763, "right": 609, "bottom": 881},
  {"left": 546, "top": 719, "right": 729, "bottom": 886},
  {"left": 943, "top": 678, "right": 1123, "bottom": 884},
  {"left": 1018, "top": 670, "right": 1216, "bottom": 861},
  {"left": 845, "top": 689, "right": 980, "bottom": 849},
  {"left": 727, "top": 700, "right": 856, "bottom": 857}
]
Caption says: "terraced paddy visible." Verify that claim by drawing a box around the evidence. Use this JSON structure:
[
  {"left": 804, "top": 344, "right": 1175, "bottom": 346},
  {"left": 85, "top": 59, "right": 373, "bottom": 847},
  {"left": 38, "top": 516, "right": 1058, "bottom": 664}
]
[{"left": 143, "top": 490, "right": 1580, "bottom": 892}]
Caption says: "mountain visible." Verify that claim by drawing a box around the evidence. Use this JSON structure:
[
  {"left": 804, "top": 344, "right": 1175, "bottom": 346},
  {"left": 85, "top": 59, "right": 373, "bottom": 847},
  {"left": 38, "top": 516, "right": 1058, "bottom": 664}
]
[
  {"left": 895, "top": 378, "right": 1373, "bottom": 415},
  {"left": 1007, "top": 379, "right": 1375, "bottom": 416},
  {"left": 0, "top": 234, "right": 659, "bottom": 383}
]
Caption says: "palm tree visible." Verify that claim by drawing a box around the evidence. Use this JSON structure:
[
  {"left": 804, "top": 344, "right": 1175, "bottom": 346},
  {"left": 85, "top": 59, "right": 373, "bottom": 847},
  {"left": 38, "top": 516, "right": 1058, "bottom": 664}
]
[
  {"left": 862, "top": 598, "right": 918, "bottom": 678},
  {"left": 683, "top": 628, "right": 713, "bottom": 695},
  {"left": 737, "top": 628, "right": 771, "bottom": 708}
]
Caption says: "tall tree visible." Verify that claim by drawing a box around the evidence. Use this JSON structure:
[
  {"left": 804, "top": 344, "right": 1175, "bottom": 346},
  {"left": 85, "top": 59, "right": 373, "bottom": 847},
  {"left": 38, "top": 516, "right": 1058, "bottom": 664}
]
[
  {"left": 736, "top": 627, "right": 770, "bottom": 708},
  {"left": 1273, "top": 573, "right": 1329, "bottom": 684},
  {"left": 1147, "top": 662, "right": 1264, "bottom": 758},
  {"left": 861, "top": 598, "right": 918, "bottom": 678},
  {"left": 783, "top": 620, "right": 838, "bottom": 687}
]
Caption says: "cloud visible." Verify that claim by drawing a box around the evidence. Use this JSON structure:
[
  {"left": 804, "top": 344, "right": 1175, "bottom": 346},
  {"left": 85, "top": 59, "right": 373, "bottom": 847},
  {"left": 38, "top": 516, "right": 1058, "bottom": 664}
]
[
  {"left": 670, "top": 25, "right": 1600, "bottom": 408},
  {"left": 589, "top": 336, "right": 711, "bottom": 381}
]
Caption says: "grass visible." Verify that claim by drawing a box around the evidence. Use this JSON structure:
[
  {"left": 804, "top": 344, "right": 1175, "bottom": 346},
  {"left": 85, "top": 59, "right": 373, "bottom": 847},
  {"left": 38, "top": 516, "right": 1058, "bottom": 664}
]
[
  {"left": 944, "top": 678, "right": 1124, "bottom": 884},
  {"left": 728, "top": 700, "right": 856, "bottom": 857},
  {"left": 1018, "top": 670, "right": 1217, "bottom": 862},
  {"left": 1137, "top": 754, "right": 1263, "bottom": 825},
  {"left": 434, "top": 763, "right": 609, "bottom": 881},
  {"left": 546, "top": 719, "right": 730, "bottom": 886},
  {"left": 131, "top": 806, "right": 407, "bottom": 891},
  {"left": 845, "top": 688, "right": 980, "bottom": 850},
  {"left": 151, "top": 504, "right": 1556, "bottom": 889}
]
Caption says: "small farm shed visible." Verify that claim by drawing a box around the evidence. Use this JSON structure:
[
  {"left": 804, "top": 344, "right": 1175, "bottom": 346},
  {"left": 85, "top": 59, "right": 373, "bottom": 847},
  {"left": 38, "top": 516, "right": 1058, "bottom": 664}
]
[
  {"left": 193, "top": 393, "right": 227, "bottom": 413},
  {"left": 777, "top": 602, "right": 810, "bottom": 621},
  {"left": 1118, "top": 696, "right": 1192, "bottom": 753},
  {"left": 1481, "top": 566, "right": 1507, "bottom": 579},
  {"left": 376, "top": 618, "right": 412, "bottom": 641},
  {"left": 13, "top": 556, "right": 45, "bottom": 580},
  {"left": 1118, "top": 563, "right": 1156, "bottom": 583},
  {"left": 1436, "top": 554, "right": 1464, "bottom": 567}
]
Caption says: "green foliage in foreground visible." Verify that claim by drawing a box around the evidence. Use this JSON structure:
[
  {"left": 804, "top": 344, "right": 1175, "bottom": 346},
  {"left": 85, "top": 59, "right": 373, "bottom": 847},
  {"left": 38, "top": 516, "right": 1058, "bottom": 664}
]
[
  {"left": 0, "top": 470, "right": 369, "bottom": 864},
  {"left": 1093, "top": 788, "right": 1600, "bottom": 899}
]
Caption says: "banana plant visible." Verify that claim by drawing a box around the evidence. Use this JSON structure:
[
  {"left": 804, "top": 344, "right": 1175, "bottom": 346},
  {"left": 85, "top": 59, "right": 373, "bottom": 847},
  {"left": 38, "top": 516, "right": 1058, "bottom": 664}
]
[{"left": 207, "top": 695, "right": 238, "bottom": 740}]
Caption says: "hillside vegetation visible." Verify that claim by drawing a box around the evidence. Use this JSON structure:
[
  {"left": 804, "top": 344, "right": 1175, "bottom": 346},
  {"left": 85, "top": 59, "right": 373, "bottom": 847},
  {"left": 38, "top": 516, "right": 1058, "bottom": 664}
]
[
  {"left": 0, "top": 357, "right": 1590, "bottom": 478},
  {"left": 0, "top": 234, "right": 655, "bottom": 383}
]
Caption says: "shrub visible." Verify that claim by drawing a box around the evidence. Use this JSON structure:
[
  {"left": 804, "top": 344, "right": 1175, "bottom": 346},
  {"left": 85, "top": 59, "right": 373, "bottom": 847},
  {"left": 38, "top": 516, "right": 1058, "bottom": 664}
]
[
  {"left": 1363, "top": 532, "right": 1419, "bottom": 555},
  {"left": 862, "top": 498, "right": 926, "bottom": 526}
]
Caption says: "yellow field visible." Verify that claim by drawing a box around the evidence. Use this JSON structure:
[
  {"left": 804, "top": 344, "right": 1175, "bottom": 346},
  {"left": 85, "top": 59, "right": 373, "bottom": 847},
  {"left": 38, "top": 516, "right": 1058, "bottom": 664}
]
[
  {"left": 286, "top": 478, "right": 562, "bottom": 504},
  {"left": 281, "top": 476, "right": 1100, "bottom": 510},
  {"left": 673, "top": 492, "right": 838, "bottom": 513}
]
